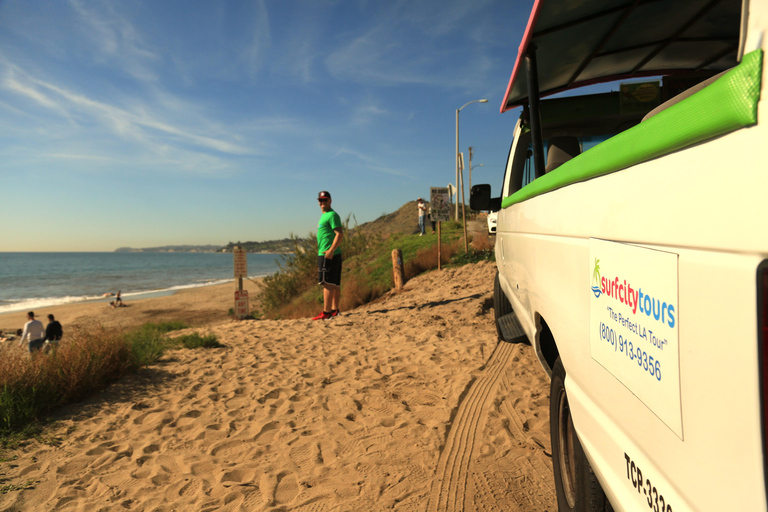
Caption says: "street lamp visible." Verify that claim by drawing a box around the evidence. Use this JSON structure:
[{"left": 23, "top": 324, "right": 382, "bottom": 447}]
[
  {"left": 455, "top": 99, "right": 488, "bottom": 220},
  {"left": 469, "top": 162, "right": 483, "bottom": 192}
]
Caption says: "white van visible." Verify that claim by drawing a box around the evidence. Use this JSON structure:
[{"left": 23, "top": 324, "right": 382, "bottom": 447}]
[{"left": 471, "top": 1, "right": 767, "bottom": 511}]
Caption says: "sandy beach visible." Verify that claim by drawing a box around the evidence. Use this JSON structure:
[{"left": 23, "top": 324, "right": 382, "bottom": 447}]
[{"left": 0, "top": 261, "right": 555, "bottom": 511}]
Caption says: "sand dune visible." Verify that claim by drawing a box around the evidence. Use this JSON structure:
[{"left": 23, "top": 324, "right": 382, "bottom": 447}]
[{"left": 0, "top": 261, "right": 555, "bottom": 511}]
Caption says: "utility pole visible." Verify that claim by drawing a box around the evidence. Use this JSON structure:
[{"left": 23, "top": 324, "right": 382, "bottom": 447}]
[{"left": 469, "top": 146, "right": 474, "bottom": 192}]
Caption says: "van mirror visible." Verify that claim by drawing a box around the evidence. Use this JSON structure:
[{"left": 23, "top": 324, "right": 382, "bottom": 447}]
[{"left": 470, "top": 184, "right": 501, "bottom": 212}]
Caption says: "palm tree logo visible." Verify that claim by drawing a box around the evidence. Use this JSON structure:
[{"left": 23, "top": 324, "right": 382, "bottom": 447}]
[{"left": 591, "top": 258, "right": 602, "bottom": 297}]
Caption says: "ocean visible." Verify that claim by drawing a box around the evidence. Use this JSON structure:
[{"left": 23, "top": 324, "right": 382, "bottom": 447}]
[{"left": 0, "top": 252, "right": 283, "bottom": 315}]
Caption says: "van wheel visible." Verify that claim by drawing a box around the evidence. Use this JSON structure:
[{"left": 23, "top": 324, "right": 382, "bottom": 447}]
[
  {"left": 551, "top": 358, "right": 611, "bottom": 512},
  {"left": 493, "top": 272, "right": 513, "bottom": 341}
]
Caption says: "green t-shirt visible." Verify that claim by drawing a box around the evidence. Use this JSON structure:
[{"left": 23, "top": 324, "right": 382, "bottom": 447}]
[{"left": 318, "top": 210, "right": 342, "bottom": 255}]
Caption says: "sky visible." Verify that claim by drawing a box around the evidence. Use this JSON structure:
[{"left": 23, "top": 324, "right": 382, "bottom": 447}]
[{"left": 0, "top": 0, "right": 534, "bottom": 251}]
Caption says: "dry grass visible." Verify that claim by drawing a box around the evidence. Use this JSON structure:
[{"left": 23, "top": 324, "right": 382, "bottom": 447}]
[
  {"left": 340, "top": 275, "right": 388, "bottom": 312},
  {"left": 0, "top": 326, "right": 132, "bottom": 433},
  {"left": 274, "top": 300, "right": 319, "bottom": 320},
  {"left": 404, "top": 241, "right": 460, "bottom": 280},
  {"left": 0, "top": 322, "right": 200, "bottom": 435},
  {"left": 471, "top": 233, "right": 494, "bottom": 252}
]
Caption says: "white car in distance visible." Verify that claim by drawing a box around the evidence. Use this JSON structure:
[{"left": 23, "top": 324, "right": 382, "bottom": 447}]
[{"left": 486, "top": 211, "right": 497, "bottom": 234}]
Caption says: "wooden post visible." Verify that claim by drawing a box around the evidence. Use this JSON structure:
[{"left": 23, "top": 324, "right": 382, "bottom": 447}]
[
  {"left": 233, "top": 246, "right": 249, "bottom": 319},
  {"left": 392, "top": 249, "right": 405, "bottom": 291},
  {"left": 437, "top": 222, "right": 442, "bottom": 270}
]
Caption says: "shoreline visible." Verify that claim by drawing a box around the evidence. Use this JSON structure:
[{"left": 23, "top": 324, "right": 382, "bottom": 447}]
[
  {"left": 0, "top": 273, "right": 274, "bottom": 317},
  {"left": 0, "top": 277, "right": 265, "bottom": 334}
]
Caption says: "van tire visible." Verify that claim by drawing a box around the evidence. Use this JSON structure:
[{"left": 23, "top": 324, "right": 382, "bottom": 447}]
[
  {"left": 551, "top": 358, "right": 611, "bottom": 512},
  {"left": 493, "top": 271, "right": 513, "bottom": 341}
]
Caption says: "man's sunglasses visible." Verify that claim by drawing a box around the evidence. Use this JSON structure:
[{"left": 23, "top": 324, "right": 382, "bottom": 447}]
[{"left": 318, "top": 198, "right": 329, "bottom": 202}]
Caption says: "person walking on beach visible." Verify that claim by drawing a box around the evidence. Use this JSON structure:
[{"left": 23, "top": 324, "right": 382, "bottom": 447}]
[
  {"left": 18, "top": 311, "right": 45, "bottom": 353},
  {"left": 417, "top": 198, "right": 427, "bottom": 236},
  {"left": 313, "top": 191, "right": 343, "bottom": 321},
  {"left": 44, "top": 314, "right": 63, "bottom": 353}
]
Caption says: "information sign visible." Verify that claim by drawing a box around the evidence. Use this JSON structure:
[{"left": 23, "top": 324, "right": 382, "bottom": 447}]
[
  {"left": 234, "top": 247, "right": 247, "bottom": 278},
  {"left": 235, "top": 290, "right": 249, "bottom": 319},
  {"left": 430, "top": 187, "right": 451, "bottom": 222}
]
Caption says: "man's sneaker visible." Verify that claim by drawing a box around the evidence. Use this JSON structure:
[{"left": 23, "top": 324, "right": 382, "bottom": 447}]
[
  {"left": 330, "top": 309, "right": 341, "bottom": 317},
  {"left": 312, "top": 311, "right": 332, "bottom": 321}
]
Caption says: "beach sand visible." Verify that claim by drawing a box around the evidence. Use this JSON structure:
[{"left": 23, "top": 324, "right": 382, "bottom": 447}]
[{"left": 0, "top": 261, "right": 555, "bottom": 511}]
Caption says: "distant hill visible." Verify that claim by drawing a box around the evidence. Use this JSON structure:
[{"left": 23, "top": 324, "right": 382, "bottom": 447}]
[
  {"left": 221, "top": 239, "right": 295, "bottom": 253},
  {"left": 353, "top": 200, "right": 422, "bottom": 237},
  {"left": 115, "top": 245, "right": 222, "bottom": 253}
]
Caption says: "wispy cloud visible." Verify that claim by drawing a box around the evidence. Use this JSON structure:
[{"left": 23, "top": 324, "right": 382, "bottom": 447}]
[
  {"left": 331, "top": 144, "right": 408, "bottom": 177},
  {"left": 323, "top": 0, "right": 503, "bottom": 89},
  {"left": 244, "top": 0, "right": 271, "bottom": 80},
  {"left": 351, "top": 100, "right": 389, "bottom": 125},
  {"left": 68, "top": 0, "right": 161, "bottom": 82},
  {"left": 2, "top": 61, "right": 253, "bottom": 157}
]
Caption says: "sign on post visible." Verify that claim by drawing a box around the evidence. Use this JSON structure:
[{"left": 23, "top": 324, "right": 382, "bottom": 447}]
[
  {"left": 233, "top": 247, "right": 248, "bottom": 278},
  {"left": 430, "top": 187, "right": 451, "bottom": 222},
  {"left": 235, "top": 289, "right": 249, "bottom": 319}
]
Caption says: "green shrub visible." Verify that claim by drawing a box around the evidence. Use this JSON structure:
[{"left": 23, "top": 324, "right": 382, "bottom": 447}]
[
  {"left": 227, "top": 308, "right": 261, "bottom": 320},
  {"left": 174, "top": 333, "right": 222, "bottom": 349},
  {"left": 124, "top": 321, "right": 188, "bottom": 367},
  {"left": 450, "top": 248, "right": 495, "bottom": 265}
]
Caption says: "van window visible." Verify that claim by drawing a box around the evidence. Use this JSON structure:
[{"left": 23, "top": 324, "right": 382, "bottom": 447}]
[{"left": 510, "top": 132, "right": 619, "bottom": 196}]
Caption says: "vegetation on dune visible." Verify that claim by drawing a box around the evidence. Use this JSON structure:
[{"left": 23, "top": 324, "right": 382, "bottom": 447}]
[
  {"left": 260, "top": 217, "right": 494, "bottom": 319},
  {"left": 0, "top": 321, "right": 221, "bottom": 440}
]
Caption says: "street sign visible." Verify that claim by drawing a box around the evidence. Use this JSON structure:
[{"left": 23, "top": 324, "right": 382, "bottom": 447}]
[
  {"left": 235, "top": 289, "right": 249, "bottom": 319},
  {"left": 430, "top": 187, "right": 451, "bottom": 222},
  {"left": 234, "top": 247, "right": 247, "bottom": 278}
]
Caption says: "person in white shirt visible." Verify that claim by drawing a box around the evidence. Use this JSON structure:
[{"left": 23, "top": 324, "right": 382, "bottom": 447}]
[
  {"left": 18, "top": 311, "right": 46, "bottom": 353},
  {"left": 417, "top": 198, "right": 427, "bottom": 236}
]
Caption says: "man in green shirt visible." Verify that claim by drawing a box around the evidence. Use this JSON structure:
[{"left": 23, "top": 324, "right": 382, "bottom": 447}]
[{"left": 313, "top": 191, "right": 344, "bottom": 320}]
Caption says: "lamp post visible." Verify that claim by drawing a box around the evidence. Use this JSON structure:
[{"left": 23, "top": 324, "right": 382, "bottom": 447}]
[{"left": 455, "top": 99, "right": 488, "bottom": 220}]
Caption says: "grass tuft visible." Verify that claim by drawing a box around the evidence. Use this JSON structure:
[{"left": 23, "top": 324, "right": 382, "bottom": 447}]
[{"left": 173, "top": 333, "right": 222, "bottom": 349}]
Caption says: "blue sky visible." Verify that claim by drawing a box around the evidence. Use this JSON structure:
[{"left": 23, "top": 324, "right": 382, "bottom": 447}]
[{"left": 0, "top": 0, "right": 533, "bottom": 251}]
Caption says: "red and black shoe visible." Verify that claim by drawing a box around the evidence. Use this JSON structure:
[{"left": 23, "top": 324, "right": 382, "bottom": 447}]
[
  {"left": 330, "top": 309, "right": 341, "bottom": 317},
  {"left": 312, "top": 311, "right": 332, "bottom": 321}
]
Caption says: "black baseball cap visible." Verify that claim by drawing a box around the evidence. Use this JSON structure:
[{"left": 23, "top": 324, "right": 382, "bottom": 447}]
[{"left": 318, "top": 191, "right": 331, "bottom": 200}]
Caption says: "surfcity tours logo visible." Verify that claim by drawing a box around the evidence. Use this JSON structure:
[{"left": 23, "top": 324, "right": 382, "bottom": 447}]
[
  {"left": 592, "top": 258, "right": 602, "bottom": 297},
  {"left": 591, "top": 258, "right": 676, "bottom": 328}
]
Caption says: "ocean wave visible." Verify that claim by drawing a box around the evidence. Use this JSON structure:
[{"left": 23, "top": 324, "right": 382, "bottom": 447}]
[{"left": 0, "top": 295, "right": 107, "bottom": 315}]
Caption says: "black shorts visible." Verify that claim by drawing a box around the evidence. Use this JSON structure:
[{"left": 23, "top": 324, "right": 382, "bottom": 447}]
[{"left": 318, "top": 254, "right": 342, "bottom": 287}]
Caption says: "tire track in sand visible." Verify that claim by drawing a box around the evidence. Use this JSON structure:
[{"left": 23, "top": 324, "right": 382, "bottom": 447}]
[{"left": 427, "top": 340, "right": 519, "bottom": 512}]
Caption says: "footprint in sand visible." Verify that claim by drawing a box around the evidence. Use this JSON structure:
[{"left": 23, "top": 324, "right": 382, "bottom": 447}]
[{"left": 274, "top": 471, "right": 300, "bottom": 504}]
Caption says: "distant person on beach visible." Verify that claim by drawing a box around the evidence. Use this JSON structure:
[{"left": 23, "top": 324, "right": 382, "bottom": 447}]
[
  {"left": 44, "top": 314, "right": 63, "bottom": 352},
  {"left": 115, "top": 290, "right": 122, "bottom": 306},
  {"left": 417, "top": 198, "right": 427, "bottom": 236},
  {"left": 313, "top": 191, "right": 343, "bottom": 321},
  {"left": 18, "top": 311, "right": 45, "bottom": 353}
]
